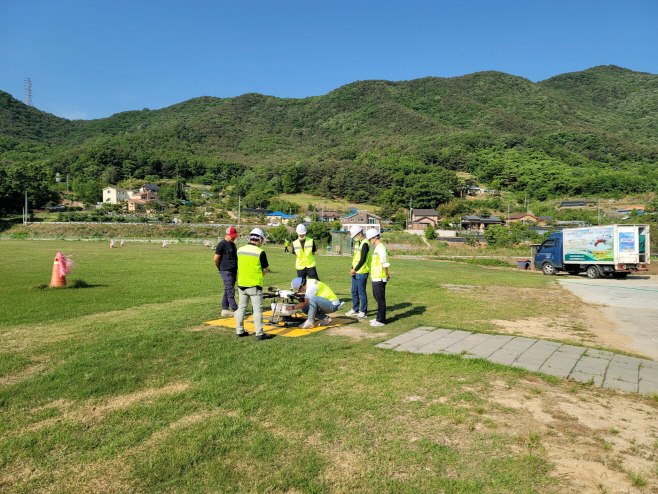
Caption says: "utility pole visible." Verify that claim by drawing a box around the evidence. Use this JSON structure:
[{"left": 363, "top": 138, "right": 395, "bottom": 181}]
[
  {"left": 598, "top": 198, "right": 600, "bottom": 225},
  {"left": 237, "top": 195, "right": 241, "bottom": 228},
  {"left": 507, "top": 205, "right": 510, "bottom": 222},
  {"left": 408, "top": 197, "right": 413, "bottom": 229},
  {"left": 322, "top": 200, "right": 325, "bottom": 221},
  {"left": 24, "top": 191, "right": 28, "bottom": 225},
  {"left": 66, "top": 173, "right": 69, "bottom": 192}
]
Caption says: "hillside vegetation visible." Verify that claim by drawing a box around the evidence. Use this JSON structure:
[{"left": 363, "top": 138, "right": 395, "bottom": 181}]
[{"left": 1, "top": 65, "right": 657, "bottom": 215}]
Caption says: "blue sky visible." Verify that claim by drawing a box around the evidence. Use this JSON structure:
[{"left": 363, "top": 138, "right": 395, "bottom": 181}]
[{"left": 1, "top": 0, "right": 656, "bottom": 120}]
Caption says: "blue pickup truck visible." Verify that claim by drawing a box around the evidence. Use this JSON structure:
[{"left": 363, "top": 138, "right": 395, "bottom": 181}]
[{"left": 534, "top": 225, "right": 650, "bottom": 279}]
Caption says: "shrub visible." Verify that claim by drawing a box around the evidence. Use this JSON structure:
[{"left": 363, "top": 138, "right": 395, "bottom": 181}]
[{"left": 425, "top": 224, "right": 437, "bottom": 240}]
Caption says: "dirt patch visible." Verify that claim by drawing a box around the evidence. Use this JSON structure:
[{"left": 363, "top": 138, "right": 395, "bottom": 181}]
[
  {"left": 476, "top": 284, "right": 646, "bottom": 356},
  {"left": 325, "top": 325, "right": 388, "bottom": 341},
  {"left": 0, "top": 362, "right": 47, "bottom": 388},
  {"left": 486, "top": 378, "right": 658, "bottom": 493}
]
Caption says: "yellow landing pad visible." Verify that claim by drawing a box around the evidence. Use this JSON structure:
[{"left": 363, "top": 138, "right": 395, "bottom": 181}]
[{"left": 204, "top": 310, "right": 354, "bottom": 337}]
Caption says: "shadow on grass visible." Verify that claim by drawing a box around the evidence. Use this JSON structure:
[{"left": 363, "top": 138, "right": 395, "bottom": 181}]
[
  {"left": 387, "top": 303, "right": 426, "bottom": 323},
  {"left": 29, "top": 280, "right": 108, "bottom": 290}
]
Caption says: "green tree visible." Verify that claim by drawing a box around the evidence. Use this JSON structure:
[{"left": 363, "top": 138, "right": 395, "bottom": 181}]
[
  {"left": 306, "top": 221, "right": 331, "bottom": 243},
  {"left": 425, "top": 224, "right": 437, "bottom": 240},
  {"left": 483, "top": 224, "right": 510, "bottom": 247}
]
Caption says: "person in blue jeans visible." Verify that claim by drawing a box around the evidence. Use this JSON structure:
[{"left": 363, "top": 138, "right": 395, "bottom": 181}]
[{"left": 345, "top": 226, "right": 370, "bottom": 319}]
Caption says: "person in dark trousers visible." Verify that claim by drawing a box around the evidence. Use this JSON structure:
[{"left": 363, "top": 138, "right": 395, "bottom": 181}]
[
  {"left": 292, "top": 223, "right": 320, "bottom": 280},
  {"left": 345, "top": 225, "right": 370, "bottom": 319},
  {"left": 366, "top": 228, "right": 390, "bottom": 327},
  {"left": 284, "top": 238, "right": 290, "bottom": 254},
  {"left": 214, "top": 227, "right": 239, "bottom": 316}
]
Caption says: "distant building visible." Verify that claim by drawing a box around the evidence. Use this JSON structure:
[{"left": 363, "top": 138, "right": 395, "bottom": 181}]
[
  {"left": 410, "top": 209, "right": 439, "bottom": 230},
  {"left": 460, "top": 215, "right": 504, "bottom": 230},
  {"left": 506, "top": 213, "right": 539, "bottom": 225},
  {"left": 267, "top": 211, "right": 298, "bottom": 225},
  {"left": 141, "top": 183, "right": 160, "bottom": 192},
  {"left": 103, "top": 187, "right": 137, "bottom": 204},
  {"left": 340, "top": 209, "right": 381, "bottom": 233},
  {"left": 558, "top": 200, "right": 594, "bottom": 209}
]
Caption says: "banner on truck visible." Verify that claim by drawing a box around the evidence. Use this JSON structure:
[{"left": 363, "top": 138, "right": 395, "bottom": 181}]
[
  {"left": 564, "top": 227, "right": 614, "bottom": 262},
  {"left": 618, "top": 232, "right": 636, "bottom": 253}
]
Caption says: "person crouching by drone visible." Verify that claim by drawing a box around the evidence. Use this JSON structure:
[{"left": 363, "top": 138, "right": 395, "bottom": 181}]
[{"left": 289, "top": 277, "right": 344, "bottom": 329}]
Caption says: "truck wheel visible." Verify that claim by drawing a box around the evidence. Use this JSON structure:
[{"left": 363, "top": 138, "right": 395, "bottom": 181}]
[
  {"left": 612, "top": 272, "right": 628, "bottom": 279},
  {"left": 586, "top": 266, "right": 600, "bottom": 279},
  {"left": 542, "top": 262, "right": 556, "bottom": 276}
]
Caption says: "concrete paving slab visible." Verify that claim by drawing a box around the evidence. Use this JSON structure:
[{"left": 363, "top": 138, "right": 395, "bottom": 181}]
[
  {"left": 395, "top": 329, "right": 453, "bottom": 353},
  {"left": 376, "top": 327, "right": 435, "bottom": 349},
  {"left": 512, "top": 341, "right": 561, "bottom": 372},
  {"left": 569, "top": 370, "right": 604, "bottom": 386},
  {"left": 586, "top": 349, "right": 615, "bottom": 360},
  {"left": 572, "top": 356, "right": 609, "bottom": 376},
  {"left": 555, "top": 345, "right": 587, "bottom": 357},
  {"left": 487, "top": 337, "right": 539, "bottom": 366},
  {"left": 378, "top": 327, "right": 658, "bottom": 396},
  {"left": 638, "top": 380, "right": 658, "bottom": 395},
  {"left": 415, "top": 330, "right": 472, "bottom": 354},
  {"left": 610, "top": 354, "right": 644, "bottom": 367},
  {"left": 603, "top": 378, "right": 638, "bottom": 393},
  {"left": 463, "top": 335, "right": 515, "bottom": 359},
  {"left": 441, "top": 333, "right": 493, "bottom": 355},
  {"left": 639, "top": 367, "right": 658, "bottom": 383},
  {"left": 539, "top": 352, "right": 582, "bottom": 378}
]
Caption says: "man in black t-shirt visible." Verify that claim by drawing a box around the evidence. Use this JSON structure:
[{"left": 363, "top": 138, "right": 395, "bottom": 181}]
[{"left": 214, "top": 227, "right": 239, "bottom": 316}]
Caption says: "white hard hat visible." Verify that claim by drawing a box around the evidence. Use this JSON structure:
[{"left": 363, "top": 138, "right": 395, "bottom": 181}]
[
  {"left": 296, "top": 224, "right": 307, "bottom": 235},
  {"left": 366, "top": 228, "right": 380, "bottom": 240},
  {"left": 291, "top": 277, "right": 304, "bottom": 291},
  {"left": 349, "top": 225, "right": 363, "bottom": 238},
  {"left": 250, "top": 228, "right": 264, "bottom": 238}
]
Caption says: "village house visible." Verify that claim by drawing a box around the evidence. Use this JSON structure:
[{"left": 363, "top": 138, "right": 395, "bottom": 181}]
[
  {"left": 506, "top": 213, "right": 540, "bottom": 225},
  {"left": 409, "top": 209, "right": 439, "bottom": 230},
  {"left": 266, "top": 211, "right": 298, "bottom": 225},
  {"left": 126, "top": 190, "right": 162, "bottom": 213},
  {"left": 340, "top": 209, "right": 381, "bottom": 233},
  {"left": 305, "top": 211, "right": 341, "bottom": 223},
  {"left": 103, "top": 187, "right": 137, "bottom": 204},
  {"left": 460, "top": 215, "right": 504, "bottom": 230}
]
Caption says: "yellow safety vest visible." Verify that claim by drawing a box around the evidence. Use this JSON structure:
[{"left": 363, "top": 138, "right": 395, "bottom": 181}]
[
  {"left": 293, "top": 238, "right": 316, "bottom": 269},
  {"left": 307, "top": 279, "right": 338, "bottom": 302},
  {"left": 352, "top": 239, "right": 371, "bottom": 274},
  {"left": 371, "top": 243, "right": 388, "bottom": 279},
  {"left": 237, "top": 243, "right": 264, "bottom": 287}
]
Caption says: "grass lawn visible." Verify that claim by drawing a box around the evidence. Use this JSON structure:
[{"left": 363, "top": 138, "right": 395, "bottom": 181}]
[{"left": 1, "top": 240, "right": 656, "bottom": 493}]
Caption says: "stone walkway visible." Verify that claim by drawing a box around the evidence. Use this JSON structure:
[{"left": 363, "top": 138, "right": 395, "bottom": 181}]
[{"left": 376, "top": 327, "right": 658, "bottom": 396}]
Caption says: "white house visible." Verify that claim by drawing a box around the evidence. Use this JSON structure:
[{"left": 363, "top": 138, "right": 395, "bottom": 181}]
[{"left": 103, "top": 187, "right": 137, "bottom": 204}]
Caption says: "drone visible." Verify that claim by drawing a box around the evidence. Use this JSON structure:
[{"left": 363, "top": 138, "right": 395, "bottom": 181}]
[{"left": 262, "top": 287, "right": 306, "bottom": 327}]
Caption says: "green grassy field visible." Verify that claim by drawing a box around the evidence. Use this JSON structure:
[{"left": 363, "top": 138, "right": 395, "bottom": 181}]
[{"left": 0, "top": 240, "right": 646, "bottom": 492}]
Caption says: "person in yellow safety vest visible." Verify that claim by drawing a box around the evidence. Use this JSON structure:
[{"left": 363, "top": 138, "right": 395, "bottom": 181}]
[
  {"left": 344, "top": 225, "right": 370, "bottom": 319},
  {"left": 290, "top": 277, "right": 344, "bottom": 330},
  {"left": 284, "top": 238, "right": 290, "bottom": 254},
  {"left": 292, "top": 224, "right": 320, "bottom": 280},
  {"left": 366, "top": 228, "right": 390, "bottom": 327},
  {"left": 235, "top": 228, "right": 276, "bottom": 341}
]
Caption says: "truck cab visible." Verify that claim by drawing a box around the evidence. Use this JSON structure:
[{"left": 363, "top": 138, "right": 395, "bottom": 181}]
[{"left": 534, "top": 232, "right": 563, "bottom": 275}]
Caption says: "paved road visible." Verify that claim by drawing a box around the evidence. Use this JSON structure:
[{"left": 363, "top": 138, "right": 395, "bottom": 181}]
[
  {"left": 377, "top": 327, "right": 658, "bottom": 396},
  {"left": 558, "top": 275, "right": 658, "bottom": 359}
]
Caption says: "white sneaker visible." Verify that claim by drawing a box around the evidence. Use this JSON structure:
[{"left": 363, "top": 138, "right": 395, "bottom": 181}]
[
  {"left": 345, "top": 309, "right": 357, "bottom": 316},
  {"left": 221, "top": 309, "right": 234, "bottom": 317},
  {"left": 299, "top": 320, "right": 315, "bottom": 329},
  {"left": 370, "top": 321, "right": 386, "bottom": 327},
  {"left": 356, "top": 312, "right": 367, "bottom": 319},
  {"left": 370, "top": 318, "right": 377, "bottom": 323},
  {"left": 336, "top": 301, "right": 345, "bottom": 311},
  {"left": 320, "top": 317, "right": 332, "bottom": 326}
]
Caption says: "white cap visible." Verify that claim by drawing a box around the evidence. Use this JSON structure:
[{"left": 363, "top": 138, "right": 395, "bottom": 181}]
[
  {"left": 349, "top": 225, "right": 363, "bottom": 238},
  {"left": 250, "top": 228, "right": 264, "bottom": 239},
  {"left": 366, "top": 228, "right": 380, "bottom": 240},
  {"left": 296, "top": 224, "right": 307, "bottom": 235},
  {"left": 291, "top": 277, "right": 304, "bottom": 291}
]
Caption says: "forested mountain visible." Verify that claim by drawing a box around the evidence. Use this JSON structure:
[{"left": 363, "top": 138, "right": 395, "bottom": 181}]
[{"left": 1, "top": 65, "right": 657, "bottom": 214}]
